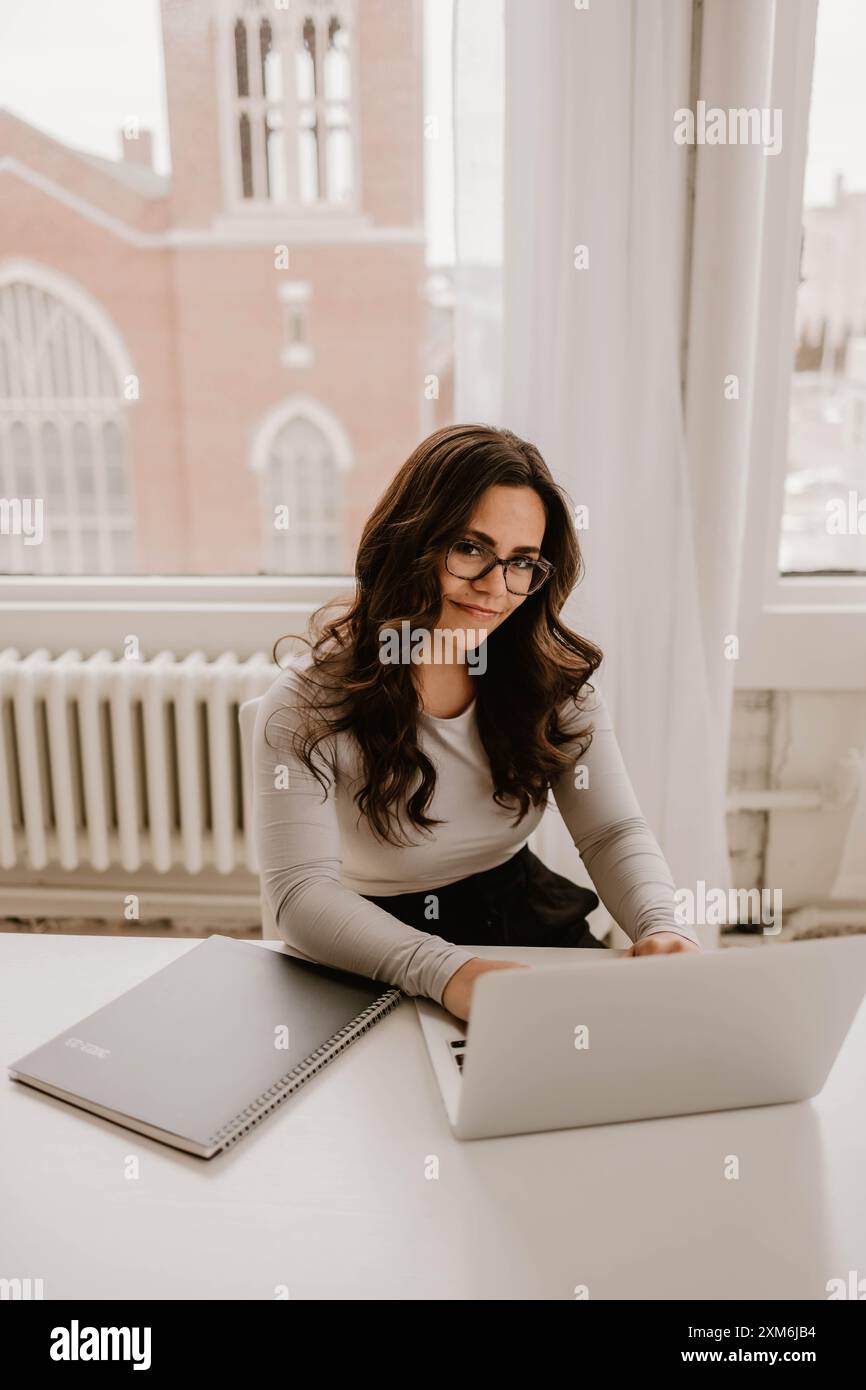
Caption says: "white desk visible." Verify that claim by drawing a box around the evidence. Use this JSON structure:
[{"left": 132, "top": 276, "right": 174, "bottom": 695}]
[{"left": 1, "top": 932, "right": 864, "bottom": 1300}]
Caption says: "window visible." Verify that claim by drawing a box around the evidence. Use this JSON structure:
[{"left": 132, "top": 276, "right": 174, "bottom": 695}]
[
  {"left": 738, "top": 0, "right": 866, "bottom": 690},
  {"left": 252, "top": 402, "right": 349, "bottom": 574},
  {"left": 779, "top": 0, "right": 866, "bottom": 576},
  {"left": 278, "top": 281, "right": 313, "bottom": 367},
  {"left": 0, "top": 0, "right": 457, "bottom": 655},
  {"left": 0, "top": 267, "right": 134, "bottom": 576},
  {"left": 225, "top": 0, "right": 356, "bottom": 207}
]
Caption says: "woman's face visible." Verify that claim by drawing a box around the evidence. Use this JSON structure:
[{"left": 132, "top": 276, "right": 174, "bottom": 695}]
[{"left": 436, "top": 485, "right": 547, "bottom": 649}]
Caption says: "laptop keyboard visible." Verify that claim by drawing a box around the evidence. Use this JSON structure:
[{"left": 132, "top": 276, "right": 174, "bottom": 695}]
[{"left": 449, "top": 1038, "right": 468, "bottom": 1074}]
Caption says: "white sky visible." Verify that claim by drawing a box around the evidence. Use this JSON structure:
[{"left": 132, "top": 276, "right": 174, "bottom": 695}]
[
  {"left": 0, "top": 0, "right": 170, "bottom": 170},
  {"left": 0, "top": 0, "right": 861, "bottom": 260},
  {"left": 801, "top": 0, "right": 866, "bottom": 204}
]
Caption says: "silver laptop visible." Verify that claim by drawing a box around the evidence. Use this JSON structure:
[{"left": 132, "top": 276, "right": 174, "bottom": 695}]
[{"left": 414, "top": 935, "right": 866, "bottom": 1140}]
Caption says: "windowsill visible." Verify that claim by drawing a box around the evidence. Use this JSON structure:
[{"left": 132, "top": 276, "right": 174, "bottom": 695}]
[
  {"left": 0, "top": 575, "right": 357, "bottom": 660},
  {"left": 0, "top": 574, "right": 354, "bottom": 596}
]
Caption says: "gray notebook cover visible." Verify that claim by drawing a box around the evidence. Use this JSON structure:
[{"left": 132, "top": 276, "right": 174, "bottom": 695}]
[{"left": 8, "top": 934, "right": 402, "bottom": 1158}]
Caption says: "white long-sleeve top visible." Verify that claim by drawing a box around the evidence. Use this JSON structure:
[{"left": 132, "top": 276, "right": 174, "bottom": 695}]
[{"left": 252, "top": 654, "right": 699, "bottom": 1004}]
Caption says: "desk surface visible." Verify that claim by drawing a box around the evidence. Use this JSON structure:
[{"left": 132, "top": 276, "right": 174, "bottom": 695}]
[{"left": 1, "top": 932, "right": 864, "bottom": 1300}]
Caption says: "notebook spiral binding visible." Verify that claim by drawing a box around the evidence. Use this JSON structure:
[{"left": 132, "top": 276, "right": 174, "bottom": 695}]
[{"left": 207, "top": 987, "right": 404, "bottom": 1153}]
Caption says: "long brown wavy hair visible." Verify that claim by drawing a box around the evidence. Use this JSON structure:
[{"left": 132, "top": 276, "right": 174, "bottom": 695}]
[{"left": 267, "top": 423, "right": 604, "bottom": 847}]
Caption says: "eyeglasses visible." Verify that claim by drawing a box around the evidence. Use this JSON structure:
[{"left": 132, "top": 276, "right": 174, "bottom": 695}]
[{"left": 445, "top": 539, "right": 554, "bottom": 596}]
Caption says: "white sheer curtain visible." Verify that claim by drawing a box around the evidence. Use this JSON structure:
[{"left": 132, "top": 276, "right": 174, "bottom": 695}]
[{"left": 452, "top": 0, "right": 782, "bottom": 947}]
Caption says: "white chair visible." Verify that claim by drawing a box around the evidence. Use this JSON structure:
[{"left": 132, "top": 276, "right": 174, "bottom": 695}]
[{"left": 238, "top": 696, "right": 280, "bottom": 942}]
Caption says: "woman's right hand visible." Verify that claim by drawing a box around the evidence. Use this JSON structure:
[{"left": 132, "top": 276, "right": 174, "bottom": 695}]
[{"left": 441, "top": 957, "right": 529, "bottom": 1021}]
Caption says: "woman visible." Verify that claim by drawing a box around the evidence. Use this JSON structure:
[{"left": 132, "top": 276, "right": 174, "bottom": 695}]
[{"left": 253, "top": 424, "right": 700, "bottom": 1022}]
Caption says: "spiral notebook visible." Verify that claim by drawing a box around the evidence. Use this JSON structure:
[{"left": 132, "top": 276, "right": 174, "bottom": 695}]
[{"left": 7, "top": 934, "right": 402, "bottom": 1158}]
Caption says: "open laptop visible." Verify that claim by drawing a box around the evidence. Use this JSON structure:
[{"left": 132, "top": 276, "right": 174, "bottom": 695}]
[{"left": 413, "top": 935, "right": 866, "bottom": 1140}]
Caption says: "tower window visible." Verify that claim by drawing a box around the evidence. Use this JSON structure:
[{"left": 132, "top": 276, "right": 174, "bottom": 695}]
[{"left": 223, "top": 0, "right": 356, "bottom": 208}]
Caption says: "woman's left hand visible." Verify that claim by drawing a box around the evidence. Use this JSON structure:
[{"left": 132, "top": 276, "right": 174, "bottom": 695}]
[{"left": 623, "top": 931, "right": 702, "bottom": 956}]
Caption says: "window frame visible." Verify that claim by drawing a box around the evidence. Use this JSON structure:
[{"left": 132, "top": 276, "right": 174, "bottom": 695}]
[
  {"left": 257, "top": 413, "right": 346, "bottom": 574},
  {"left": 737, "top": 0, "right": 866, "bottom": 691},
  {"left": 11, "top": 0, "right": 862, "bottom": 681}
]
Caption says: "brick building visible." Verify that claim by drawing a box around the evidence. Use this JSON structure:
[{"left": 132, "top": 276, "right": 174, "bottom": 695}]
[{"left": 0, "top": 0, "right": 445, "bottom": 577}]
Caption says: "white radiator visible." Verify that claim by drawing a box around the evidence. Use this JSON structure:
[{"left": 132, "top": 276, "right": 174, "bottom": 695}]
[{"left": 0, "top": 649, "right": 278, "bottom": 875}]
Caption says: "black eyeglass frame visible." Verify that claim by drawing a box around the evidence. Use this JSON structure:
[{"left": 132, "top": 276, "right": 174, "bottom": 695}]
[{"left": 445, "top": 539, "right": 555, "bottom": 596}]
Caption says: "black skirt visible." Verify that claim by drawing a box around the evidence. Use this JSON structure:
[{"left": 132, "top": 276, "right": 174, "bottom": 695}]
[{"left": 360, "top": 843, "right": 607, "bottom": 950}]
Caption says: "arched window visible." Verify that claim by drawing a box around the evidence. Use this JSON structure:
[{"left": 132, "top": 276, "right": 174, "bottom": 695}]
[
  {"left": 221, "top": 0, "right": 356, "bottom": 208},
  {"left": 0, "top": 264, "right": 135, "bottom": 574},
  {"left": 251, "top": 399, "right": 350, "bottom": 574}
]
